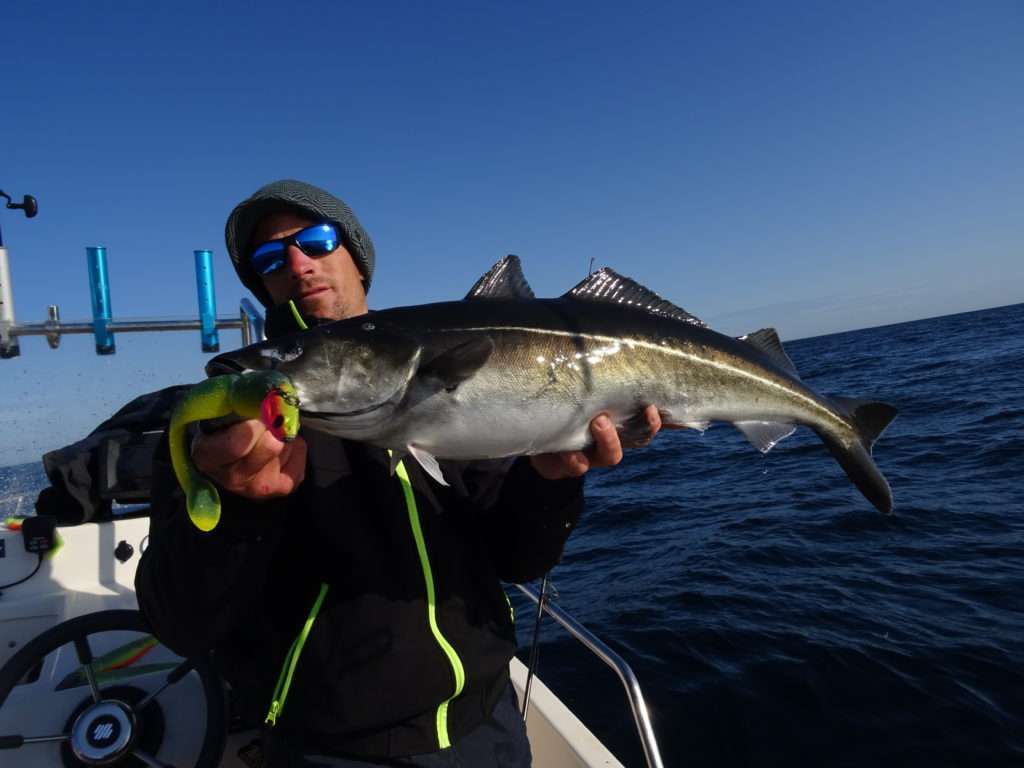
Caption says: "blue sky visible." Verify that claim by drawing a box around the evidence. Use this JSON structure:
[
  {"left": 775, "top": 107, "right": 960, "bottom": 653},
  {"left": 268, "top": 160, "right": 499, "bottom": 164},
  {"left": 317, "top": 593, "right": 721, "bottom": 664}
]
[{"left": 1, "top": 1, "right": 1021, "bottom": 466}]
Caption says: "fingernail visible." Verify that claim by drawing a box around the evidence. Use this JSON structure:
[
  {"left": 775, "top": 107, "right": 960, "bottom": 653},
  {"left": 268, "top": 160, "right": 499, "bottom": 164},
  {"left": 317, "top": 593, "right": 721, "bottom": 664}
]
[{"left": 595, "top": 415, "right": 612, "bottom": 430}]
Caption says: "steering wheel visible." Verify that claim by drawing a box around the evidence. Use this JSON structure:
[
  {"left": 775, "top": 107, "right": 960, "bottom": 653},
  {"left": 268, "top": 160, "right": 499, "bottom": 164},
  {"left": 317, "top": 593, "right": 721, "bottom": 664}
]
[{"left": 0, "top": 609, "right": 226, "bottom": 768}]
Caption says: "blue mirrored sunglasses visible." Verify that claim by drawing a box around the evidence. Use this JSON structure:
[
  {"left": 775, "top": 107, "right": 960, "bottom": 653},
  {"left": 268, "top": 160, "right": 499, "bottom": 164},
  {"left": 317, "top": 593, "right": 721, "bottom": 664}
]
[{"left": 249, "top": 223, "right": 340, "bottom": 276}]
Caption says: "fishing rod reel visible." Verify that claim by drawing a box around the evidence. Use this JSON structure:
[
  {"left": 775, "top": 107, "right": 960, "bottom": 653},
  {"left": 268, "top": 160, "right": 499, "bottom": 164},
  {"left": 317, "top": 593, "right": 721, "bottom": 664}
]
[
  {"left": 0, "top": 189, "right": 38, "bottom": 358},
  {"left": 0, "top": 189, "right": 38, "bottom": 248},
  {"left": 0, "top": 190, "right": 38, "bottom": 220}
]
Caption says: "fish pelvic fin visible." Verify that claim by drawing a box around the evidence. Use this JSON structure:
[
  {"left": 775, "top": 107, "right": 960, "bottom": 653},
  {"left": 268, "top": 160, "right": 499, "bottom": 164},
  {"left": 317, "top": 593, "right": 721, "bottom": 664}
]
[
  {"left": 407, "top": 444, "right": 450, "bottom": 487},
  {"left": 818, "top": 398, "right": 899, "bottom": 514}
]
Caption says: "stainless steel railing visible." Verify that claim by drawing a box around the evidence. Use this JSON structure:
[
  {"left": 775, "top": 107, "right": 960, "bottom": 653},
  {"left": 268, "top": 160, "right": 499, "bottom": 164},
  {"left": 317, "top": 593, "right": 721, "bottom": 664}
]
[
  {"left": 5, "top": 301, "right": 264, "bottom": 349},
  {"left": 0, "top": 233, "right": 267, "bottom": 357},
  {"left": 513, "top": 583, "right": 665, "bottom": 768}
]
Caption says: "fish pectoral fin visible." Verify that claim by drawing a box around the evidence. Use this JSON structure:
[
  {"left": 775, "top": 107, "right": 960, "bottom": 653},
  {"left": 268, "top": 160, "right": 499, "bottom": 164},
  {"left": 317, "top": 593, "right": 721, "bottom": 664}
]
[
  {"left": 418, "top": 337, "right": 495, "bottom": 391},
  {"left": 407, "top": 444, "right": 450, "bottom": 486},
  {"left": 734, "top": 421, "right": 796, "bottom": 453}
]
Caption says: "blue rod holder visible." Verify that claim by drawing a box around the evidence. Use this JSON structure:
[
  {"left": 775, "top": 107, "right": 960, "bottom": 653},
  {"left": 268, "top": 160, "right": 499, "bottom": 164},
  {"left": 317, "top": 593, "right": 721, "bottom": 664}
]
[
  {"left": 194, "top": 249, "right": 219, "bottom": 352},
  {"left": 86, "top": 246, "right": 115, "bottom": 355}
]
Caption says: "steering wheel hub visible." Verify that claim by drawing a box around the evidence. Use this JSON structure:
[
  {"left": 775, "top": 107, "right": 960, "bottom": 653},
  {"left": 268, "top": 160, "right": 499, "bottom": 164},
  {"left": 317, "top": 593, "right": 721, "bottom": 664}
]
[
  {"left": 69, "top": 700, "right": 136, "bottom": 765},
  {"left": 0, "top": 610, "right": 226, "bottom": 768}
]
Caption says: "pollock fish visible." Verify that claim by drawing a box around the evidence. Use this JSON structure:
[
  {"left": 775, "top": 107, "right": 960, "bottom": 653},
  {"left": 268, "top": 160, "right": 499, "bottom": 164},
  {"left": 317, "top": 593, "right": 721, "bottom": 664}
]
[{"left": 208, "top": 256, "right": 897, "bottom": 512}]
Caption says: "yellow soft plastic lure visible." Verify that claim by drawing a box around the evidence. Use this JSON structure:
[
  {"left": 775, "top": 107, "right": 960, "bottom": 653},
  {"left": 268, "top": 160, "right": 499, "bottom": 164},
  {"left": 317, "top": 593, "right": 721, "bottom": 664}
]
[{"left": 169, "top": 371, "right": 300, "bottom": 532}]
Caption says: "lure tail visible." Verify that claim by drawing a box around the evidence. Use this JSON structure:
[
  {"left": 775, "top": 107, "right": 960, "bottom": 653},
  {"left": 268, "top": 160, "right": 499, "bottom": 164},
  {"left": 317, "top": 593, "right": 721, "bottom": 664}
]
[{"left": 168, "top": 372, "right": 300, "bottom": 532}]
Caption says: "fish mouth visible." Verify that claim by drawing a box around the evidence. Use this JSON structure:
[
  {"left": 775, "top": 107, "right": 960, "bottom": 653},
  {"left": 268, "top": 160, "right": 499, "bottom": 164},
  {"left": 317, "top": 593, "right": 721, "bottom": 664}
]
[
  {"left": 303, "top": 401, "right": 390, "bottom": 419},
  {"left": 300, "top": 397, "right": 399, "bottom": 438},
  {"left": 302, "top": 374, "right": 413, "bottom": 422},
  {"left": 207, "top": 356, "right": 249, "bottom": 376}
]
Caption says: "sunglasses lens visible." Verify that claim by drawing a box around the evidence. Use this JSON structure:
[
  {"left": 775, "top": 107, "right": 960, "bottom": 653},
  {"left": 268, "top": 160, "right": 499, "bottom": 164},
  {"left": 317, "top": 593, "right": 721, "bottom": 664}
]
[
  {"left": 294, "top": 223, "right": 338, "bottom": 256},
  {"left": 251, "top": 242, "right": 287, "bottom": 275},
  {"left": 250, "top": 224, "right": 339, "bottom": 275}
]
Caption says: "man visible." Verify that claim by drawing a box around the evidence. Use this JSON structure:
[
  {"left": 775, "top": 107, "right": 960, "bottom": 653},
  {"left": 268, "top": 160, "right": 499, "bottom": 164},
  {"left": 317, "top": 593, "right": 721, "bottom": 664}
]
[{"left": 136, "top": 180, "right": 661, "bottom": 767}]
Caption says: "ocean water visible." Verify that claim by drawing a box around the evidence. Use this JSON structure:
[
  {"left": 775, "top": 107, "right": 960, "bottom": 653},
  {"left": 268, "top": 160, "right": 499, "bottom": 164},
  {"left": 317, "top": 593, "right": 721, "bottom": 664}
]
[
  {"left": 511, "top": 302, "right": 1024, "bottom": 767},
  {"left": 2, "top": 303, "right": 1022, "bottom": 767},
  {"left": 0, "top": 462, "right": 46, "bottom": 519}
]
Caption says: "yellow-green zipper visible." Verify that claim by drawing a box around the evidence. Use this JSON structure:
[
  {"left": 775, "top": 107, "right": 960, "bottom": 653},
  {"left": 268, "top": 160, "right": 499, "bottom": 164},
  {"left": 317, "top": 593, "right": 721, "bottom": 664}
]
[
  {"left": 265, "top": 583, "right": 329, "bottom": 725},
  {"left": 394, "top": 457, "right": 466, "bottom": 749}
]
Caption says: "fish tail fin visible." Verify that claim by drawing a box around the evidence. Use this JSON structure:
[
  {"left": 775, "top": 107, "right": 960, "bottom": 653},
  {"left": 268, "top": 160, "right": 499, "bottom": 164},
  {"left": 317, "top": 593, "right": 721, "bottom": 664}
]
[{"left": 817, "top": 398, "right": 898, "bottom": 514}]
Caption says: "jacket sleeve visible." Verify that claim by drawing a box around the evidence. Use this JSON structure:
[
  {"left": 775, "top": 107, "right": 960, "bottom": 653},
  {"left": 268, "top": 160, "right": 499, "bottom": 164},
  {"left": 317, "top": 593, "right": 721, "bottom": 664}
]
[
  {"left": 462, "top": 457, "right": 584, "bottom": 584},
  {"left": 134, "top": 433, "right": 287, "bottom": 658}
]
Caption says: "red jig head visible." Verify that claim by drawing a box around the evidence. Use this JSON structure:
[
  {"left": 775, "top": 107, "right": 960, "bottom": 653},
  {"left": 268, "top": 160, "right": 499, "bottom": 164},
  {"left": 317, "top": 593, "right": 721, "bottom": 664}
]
[{"left": 260, "top": 385, "right": 301, "bottom": 442}]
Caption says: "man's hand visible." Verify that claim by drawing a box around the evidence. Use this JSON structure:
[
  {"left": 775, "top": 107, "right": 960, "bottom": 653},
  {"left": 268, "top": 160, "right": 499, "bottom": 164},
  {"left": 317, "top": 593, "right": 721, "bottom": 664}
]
[
  {"left": 192, "top": 419, "right": 307, "bottom": 500},
  {"left": 529, "top": 405, "right": 663, "bottom": 480}
]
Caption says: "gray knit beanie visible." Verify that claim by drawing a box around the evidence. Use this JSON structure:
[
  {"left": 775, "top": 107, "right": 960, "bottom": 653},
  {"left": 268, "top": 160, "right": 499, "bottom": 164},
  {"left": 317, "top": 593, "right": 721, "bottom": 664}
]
[{"left": 225, "top": 179, "right": 376, "bottom": 307}]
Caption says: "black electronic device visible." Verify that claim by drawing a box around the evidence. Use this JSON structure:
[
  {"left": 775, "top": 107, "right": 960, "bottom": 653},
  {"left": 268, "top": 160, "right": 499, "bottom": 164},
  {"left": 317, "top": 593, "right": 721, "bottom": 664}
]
[{"left": 22, "top": 515, "right": 57, "bottom": 554}]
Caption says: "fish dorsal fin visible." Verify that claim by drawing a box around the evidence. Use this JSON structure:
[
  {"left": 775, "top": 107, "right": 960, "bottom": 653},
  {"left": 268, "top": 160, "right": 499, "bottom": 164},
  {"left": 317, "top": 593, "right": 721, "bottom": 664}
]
[
  {"left": 738, "top": 328, "right": 800, "bottom": 378},
  {"left": 464, "top": 255, "right": 535, "bottom": 300},
  {"left": 563, "top": 268, "right": 705, "bottom": 327}
]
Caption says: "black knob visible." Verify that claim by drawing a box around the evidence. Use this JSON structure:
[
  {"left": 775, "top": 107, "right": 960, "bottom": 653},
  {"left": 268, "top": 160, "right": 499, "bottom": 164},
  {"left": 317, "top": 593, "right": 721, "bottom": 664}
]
[
  {"left": 0, "top": 191, "right": 37, "bottom": 218},
  {"left": 114, "top": 541, "right": 134, "bottom": 563}
]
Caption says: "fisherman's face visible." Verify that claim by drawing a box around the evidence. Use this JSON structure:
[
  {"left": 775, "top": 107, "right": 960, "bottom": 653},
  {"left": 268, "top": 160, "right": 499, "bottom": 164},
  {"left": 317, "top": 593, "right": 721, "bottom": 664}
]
[{"left": 253, "top": 211, "right": 369, "bottom": 321}]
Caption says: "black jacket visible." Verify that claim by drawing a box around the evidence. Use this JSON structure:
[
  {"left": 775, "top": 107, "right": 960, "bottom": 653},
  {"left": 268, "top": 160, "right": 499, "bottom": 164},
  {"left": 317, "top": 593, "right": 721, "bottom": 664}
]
[{"left": 135, "top": 400, "right": 583, "bottom": 758}]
